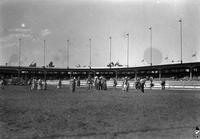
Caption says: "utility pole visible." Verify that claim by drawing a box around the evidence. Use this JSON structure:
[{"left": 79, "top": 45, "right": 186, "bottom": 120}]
[
  {"left": 109, "top": 36, "right": 112, "bottom": 68},
  {"left": 179, "top": 19, "right": 183, "bottom": 64},
  {"left": 89, "top": 38, "right": 91, "bottom": 68},
  {"left": 67, "top": 40, "right": 69, "bottom": 69},
  {"left": 126, "top": 33, "right": 129, "bottom": 68},
  {"left": 149, "top": 27, "right": 153, "bottom": 66}
]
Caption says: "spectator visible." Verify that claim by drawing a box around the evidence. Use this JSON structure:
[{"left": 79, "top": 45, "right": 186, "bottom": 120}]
[
  {"left": 77, "top": 77, "right": 81, "bottom": 88},
  {"left": 57, "top": 79, "right": 62, "bottom": 89},
  {"left": 113, "top": 78, "right": 117, "bottom": 89},
  {"left": 161, "top": 79, "right": 166, "bottom": 90}
]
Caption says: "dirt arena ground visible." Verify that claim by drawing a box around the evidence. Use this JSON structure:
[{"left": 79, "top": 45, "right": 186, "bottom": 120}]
[{"left": 0, "top": 86, "right": 200, "bottom": 139}]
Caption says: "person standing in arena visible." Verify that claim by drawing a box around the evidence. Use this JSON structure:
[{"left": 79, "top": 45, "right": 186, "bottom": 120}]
[
  {"left": 37, "top": 78, "right": 42, "bottom": 90},
  {"left": 27, "top": 78, "right": 32, "bottom": 91},
  {"left": 149, "top": 76, "right": 154, "bottom": 91},
  {"left": 96, "top": 77, "right": 100, "bottom": 90},
  {"left": 43, "top": 79, "right": 47, "bottom": 90},
  {"left": 94, "top": 76, "right": 98, "bottom": 90},
  {"left": 77, "top": 76, "right": 81, "bottom": 88},
  {"left": 71, "top": 77, "right": 76, "bottom": 92},
  {"left": 57, "top": 79, "right": 62, "bottom": 89},
  {"left": 87, "top": 75, "right": 93, "bottom": 90},
  {"left": 102, "top": 76, "right": 107, "bottom": 90},
  {"left": 0, "top": 78, "right": 4, "bottom": 89},
  {"left": 161, "top": 79, "right": 166, "bottom": 90},
  {"left": 99, "top": 76, "right": 104, "bottom": 90},
  {"left": 31, "top": 78, "right": 36, "bottom": 91},
  {"left": 113, "top": 78, "right": 117, "bottom": 89},
  {"left": 140, "top": 78, "right": 146, "bottom": 93},
  {"left": 122, "top": 77, "right": 129, "bottom": 92}
]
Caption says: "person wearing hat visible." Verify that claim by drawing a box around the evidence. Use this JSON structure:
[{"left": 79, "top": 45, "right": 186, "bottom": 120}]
[
  {"left": 87, "top": 75, "right": 93, "bottom": 90},
  {"left": 161, "top": 79, "right": 166, "bottom": 90},
  {"left": 140, "top": 78, "right": 146, "bottom": 93},
  {"left": 113, "top": 78, "right": 117, "bottom": 89},
  {"left": 76, "top": 76, "right": 81, "bottom": 88},
  {"left": 71, "top": 77, "right": 76, "bottom": 92}
]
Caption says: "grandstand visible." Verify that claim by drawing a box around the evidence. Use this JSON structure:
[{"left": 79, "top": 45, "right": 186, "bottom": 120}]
[{"left": 0, "top": 62, "right": 200, "bottom": 80}]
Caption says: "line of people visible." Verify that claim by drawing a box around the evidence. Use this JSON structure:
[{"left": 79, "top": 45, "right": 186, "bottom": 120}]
[
  {"left": 69, "top": 76, "right": 109, "bottom": 92},
  {"left": 28, "top": 78, "right": 47, "bottom": 91},
  {"left": 0, "top": 76, "right": 166, "bottom": 92}
]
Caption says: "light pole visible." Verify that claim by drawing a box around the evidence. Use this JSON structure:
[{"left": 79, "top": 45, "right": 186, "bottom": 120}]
[
  {"left": 126, "top": 33, "right": 129, "bottom": 68},
  {"left": 18, "top": 38, "right": 21, "bottom": 80},
  {"left": 43, "top": 40, "right": 46, "bottom": 80},
  {"left": 18, "top": 38, "right": 21, "bottom": 67},
  {"left": 109, "top": 36, "right": 112, "bottom": 68},
  {"left": 43, "top": 40, "right": 46, "bottom": 67},
  {"left": 67, "top": 40, "right": 69, "bottom": 69},
  {"left": 89, "top": 38, "right": 91, "bottom": 68},
  {"left": 149, "top": 27, "right": 152, "bottom": 66},
  {"left": 179, "top": 19, "right": 183, "bottom": 64}
]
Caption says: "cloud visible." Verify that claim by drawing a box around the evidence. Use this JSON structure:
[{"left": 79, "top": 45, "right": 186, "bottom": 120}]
[
  {"left": 0, "top": 41, "right": 18, "bottom": 48},
  {"left": 0, "top": 27, "right": 41, "bottom": 48},
  {"left": 8, "top": 28, "right": 32, "bottom": 34},
  {"left": 40, "top": 29, "right": 51, "bottom": 37}
]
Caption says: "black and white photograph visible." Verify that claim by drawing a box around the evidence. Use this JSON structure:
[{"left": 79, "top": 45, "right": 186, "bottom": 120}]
[{"left": 0, "top": 0, "right": 200, "bottom": 138}]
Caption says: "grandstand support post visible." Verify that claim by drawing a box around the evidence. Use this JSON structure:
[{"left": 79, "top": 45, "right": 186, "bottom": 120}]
[
  {"left": 159, "top": 70, "right": 162, "bottom": 80},
  {"left": 134, "top": 70, "right": 137, "bottom": 81},
  {"left": 92, "top": 70, "right": 95, "bottom": 77},
  {"left": 189, "top": 67, "right": 193, "bottom": 80},
  {"left": 114, "top": 70, "right": 118, "bottom": 79},
  {"left": 18, "top": 68, "right": 20, "bottom": 80},
  {"left": 44, "top": 69, "right": 46, "bottom": 81}
]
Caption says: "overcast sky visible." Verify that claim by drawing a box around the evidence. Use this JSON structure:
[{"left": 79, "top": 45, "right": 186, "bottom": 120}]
[{"left": 0, "top": 0, "right": 200, "bottom": 68}]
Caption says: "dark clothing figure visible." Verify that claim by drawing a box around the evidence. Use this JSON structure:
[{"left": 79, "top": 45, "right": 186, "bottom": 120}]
[
  {"left": 71, "top": 78, "right": 76, "bottom": 92},
  {"left": 57, "top": 79, "right": 62, "bottom": 89},
  {"left": 87, "top": 76, "right": 93, "bottom": 90},
  {"left": 149, "top": 77, "right": 154, "bottom": 90},
  {"left": 161, "top": 80, "right": 166, "bottom": 90},
  {"left": 99, "top": 77, "right": 103, "bottom": 90},
  {"left": 0, "top": 79, "right": 5, "bottom": 89},
  {"left": 113, "top": 78, "right": 117, "bottom": 89},
  {"left": 94, "top": 77, "right": 98, "bottom": 90},
  {"left": 77, "top": 77, "right": 81, "bottom": 88},
  {"left": 43, "top": 80, "right": 47, "bottom": 90},
  {"left": 140, "top": 79, "right": 146, "bottom": 93},
  {"left": 122, "top": 77, "right": 129, "bottom": 92},
  {"left": 96, "top": 77, "right": 100, "bottom": 90},
  {"left": 135, "top": 79, "right": 141, "bottom": 90},
  {"left": 102, "top": 77, "right": 107, "bottom": 90}
]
